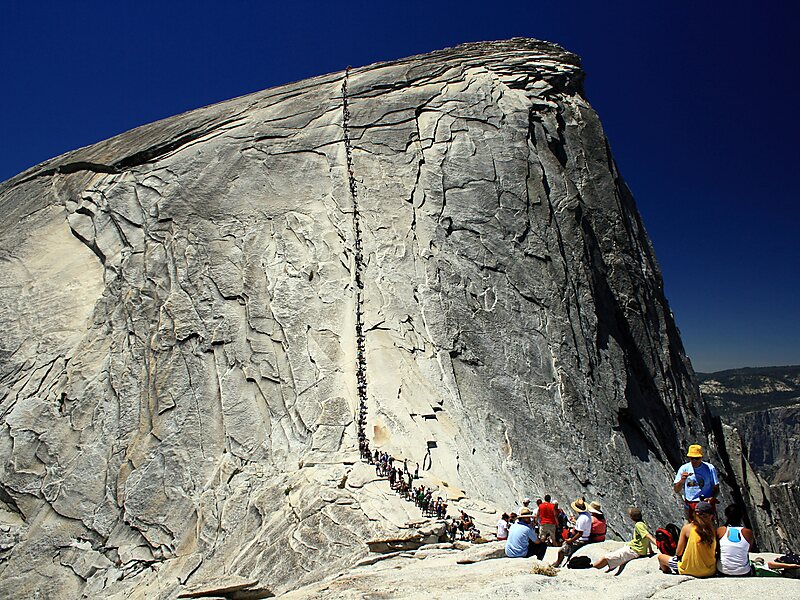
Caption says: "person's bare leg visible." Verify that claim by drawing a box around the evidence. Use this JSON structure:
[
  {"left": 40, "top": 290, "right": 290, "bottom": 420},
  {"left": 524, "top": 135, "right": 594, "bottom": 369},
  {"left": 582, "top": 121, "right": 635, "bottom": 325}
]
[
  {"left": 551, "top": 550, "right": 565, "bottom": 567},
  {"left": 593, "top": 557, "right": 609, "bottom": 569},
  {"left": 657, "top": 554, "right": 672, "bottom": 573}
]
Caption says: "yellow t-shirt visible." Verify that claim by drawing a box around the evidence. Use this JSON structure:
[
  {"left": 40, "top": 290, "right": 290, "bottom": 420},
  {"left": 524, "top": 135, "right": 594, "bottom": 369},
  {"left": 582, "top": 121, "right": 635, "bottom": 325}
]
[{"left": 678, "top": 525, "right": 717, "bottom": 577}]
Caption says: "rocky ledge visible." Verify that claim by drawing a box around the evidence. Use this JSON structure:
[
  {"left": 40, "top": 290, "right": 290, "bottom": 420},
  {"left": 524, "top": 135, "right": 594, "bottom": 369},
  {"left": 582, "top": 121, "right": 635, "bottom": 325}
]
[{"left": 279, "top": 541, "right": 799, "bottom": 600}]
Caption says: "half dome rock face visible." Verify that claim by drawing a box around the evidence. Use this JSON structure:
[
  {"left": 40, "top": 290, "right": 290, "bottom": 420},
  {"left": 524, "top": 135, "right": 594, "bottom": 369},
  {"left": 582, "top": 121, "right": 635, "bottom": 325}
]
[{"left": 1, "top": 39, "right": 714, "bottom": 597}]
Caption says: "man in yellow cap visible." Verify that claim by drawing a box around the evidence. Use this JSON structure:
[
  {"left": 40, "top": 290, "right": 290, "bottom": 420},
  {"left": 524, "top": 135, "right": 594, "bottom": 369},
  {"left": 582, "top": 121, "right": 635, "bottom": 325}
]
[{"left": 673, "top": 444, "right": 719, "bottom": 521}]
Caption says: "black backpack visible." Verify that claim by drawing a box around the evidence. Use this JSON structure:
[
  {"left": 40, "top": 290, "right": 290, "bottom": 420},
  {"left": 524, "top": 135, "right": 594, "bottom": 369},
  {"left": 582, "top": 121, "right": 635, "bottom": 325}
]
[
  {"left": 665, "top": 523, "right": 681, "bottom": 544},
  {"left": 567, "top": 555, "right": 592, "bottom": 569}
]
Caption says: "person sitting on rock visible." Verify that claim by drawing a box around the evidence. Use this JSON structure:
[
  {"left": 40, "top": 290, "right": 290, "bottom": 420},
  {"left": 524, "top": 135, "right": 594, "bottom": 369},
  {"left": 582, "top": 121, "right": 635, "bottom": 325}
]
[
  {"left": 588, "top": 501, "right": 607, "bottom": 543},
  {"left": 496, "top": 513, "right": 510, "bottom": 541},
  {"left": 717, "top": 503, "right": 755, "bottom": 576},
  {"left": 657, "top": 500, "right": 717, "bottom": 577},
  {"left": 505, "top": 508, "right": 547, "bottom": 559},
  {"left": 593, "top": 507, "right": 656, "bottom": 572},
  {"left": 673, "top": 444, "right": 719, "bottom": 522},
  {"left": 767, "top": 553, "right": 800, "bottom": 578},
  {"left": 551, "top": 499, "right": 592, "bottom": 567},
  {"left": 537, "top": 495, "right": 558, "bottom": 545}
]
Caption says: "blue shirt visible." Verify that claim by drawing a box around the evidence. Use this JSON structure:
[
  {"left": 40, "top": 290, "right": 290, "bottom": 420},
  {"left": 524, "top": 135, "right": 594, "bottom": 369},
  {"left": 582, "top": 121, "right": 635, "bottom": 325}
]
[
  {"left": 505, "top": 522, "right": 539, "bottom": 558},
  {"left": 674, "top": 461, "right": 718, "bottom": 501}
]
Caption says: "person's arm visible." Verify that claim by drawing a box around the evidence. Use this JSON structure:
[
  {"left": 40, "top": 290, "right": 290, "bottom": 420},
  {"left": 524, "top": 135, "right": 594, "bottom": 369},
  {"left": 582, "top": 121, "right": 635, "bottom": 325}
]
[
  {"left": 566, "top": 528, "right": 581, "bottom": 543},
  {"left": 715, "top": 526, "right": 725, "bottom": 558},
  {"left": 637, "top": 524, "right": 658, "bottom": 554},
  {"left": 709, "top": 464, "right": 720, "bottom": 499},
  {"left": 742, "top": 528, "right": 755, "bottom": 547},
  {"left": 673, "top": 470, "right": 689, "bottom": 494},
  {"left": 675, "top": 524, "right": 691, "bottom": 557},
  {"left": 768, "top": 561, "right": 800, "bottom": 570}
]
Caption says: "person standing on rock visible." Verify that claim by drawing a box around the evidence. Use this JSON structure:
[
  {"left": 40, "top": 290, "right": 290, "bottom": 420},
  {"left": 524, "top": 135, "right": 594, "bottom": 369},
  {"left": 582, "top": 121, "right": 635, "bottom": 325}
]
[
  {"left": 551, "top": 499, "right": 592, "bottom": 567},
  {"left": 673, "top": 444, "right": 719, "bottom": 521},
  {"left": 505, "top": 508, "right": 547, "bottom": 559},
  {"left": 537, "top": 495, "right": 558, "bottom": 545},
  {"left": 517, "top": 497, "right": 532, "bottom": 515}
]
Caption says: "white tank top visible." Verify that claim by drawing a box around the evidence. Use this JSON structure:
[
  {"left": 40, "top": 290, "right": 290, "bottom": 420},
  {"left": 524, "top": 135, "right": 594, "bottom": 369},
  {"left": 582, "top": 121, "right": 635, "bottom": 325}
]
[{"left": 718, "top": 526, "right": 751, "bottom": 575}]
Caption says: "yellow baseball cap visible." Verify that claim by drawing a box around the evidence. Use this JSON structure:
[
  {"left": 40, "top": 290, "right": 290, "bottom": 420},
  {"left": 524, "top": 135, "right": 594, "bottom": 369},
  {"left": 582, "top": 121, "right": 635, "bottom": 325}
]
[{"left": 687, "top": 444, "right": 704, "bottom": 458}]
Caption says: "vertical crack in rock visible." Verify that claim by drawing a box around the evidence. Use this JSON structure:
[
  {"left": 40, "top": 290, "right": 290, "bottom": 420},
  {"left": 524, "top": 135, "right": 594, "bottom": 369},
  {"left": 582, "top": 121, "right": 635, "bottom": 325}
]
[{"left": 341, "top": 68, "right": 370, "bottom": 458}]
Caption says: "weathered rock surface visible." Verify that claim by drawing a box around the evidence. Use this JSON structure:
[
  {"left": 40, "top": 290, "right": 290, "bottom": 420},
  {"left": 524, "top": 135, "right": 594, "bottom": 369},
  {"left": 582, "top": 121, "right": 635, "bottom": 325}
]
[
  {"left": 278, "top": 543, "right": 800, "bottom": 600},
  {"left": 0, "top": 38, "right": 736, "bottom": 597}
]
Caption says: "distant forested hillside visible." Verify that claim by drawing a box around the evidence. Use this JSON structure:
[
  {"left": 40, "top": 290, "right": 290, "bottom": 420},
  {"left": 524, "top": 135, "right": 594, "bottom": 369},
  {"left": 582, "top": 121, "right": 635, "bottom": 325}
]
[{"left": 698, "top": 365, "right": 800, "bottom": 417}]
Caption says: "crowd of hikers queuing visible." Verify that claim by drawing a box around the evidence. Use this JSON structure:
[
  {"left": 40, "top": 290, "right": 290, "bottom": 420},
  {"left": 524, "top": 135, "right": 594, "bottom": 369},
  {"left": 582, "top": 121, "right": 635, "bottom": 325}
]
[
  {"left": 498, "top": 444, "right": 800, "bottom": 579},
  {"left": 365, "top": 449, "right": 450, "bottom": 520},
  {"left": 360, "top": 445, "right": 483, "bottom": 540},
  {"left": 358, "top": 434, "right": 800, "bottom": 578}
]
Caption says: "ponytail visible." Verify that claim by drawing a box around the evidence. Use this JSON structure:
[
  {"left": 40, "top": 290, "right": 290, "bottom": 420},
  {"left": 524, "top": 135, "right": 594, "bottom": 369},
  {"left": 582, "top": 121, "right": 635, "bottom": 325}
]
[{"left": 692, "top": 513, "right": 716, "bottom": 545}]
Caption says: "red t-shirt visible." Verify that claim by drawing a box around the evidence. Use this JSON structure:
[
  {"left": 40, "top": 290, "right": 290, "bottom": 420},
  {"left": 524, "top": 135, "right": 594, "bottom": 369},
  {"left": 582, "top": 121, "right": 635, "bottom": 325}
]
[{"left": 538, "top": 502, "right": 557, "bottom": 524}]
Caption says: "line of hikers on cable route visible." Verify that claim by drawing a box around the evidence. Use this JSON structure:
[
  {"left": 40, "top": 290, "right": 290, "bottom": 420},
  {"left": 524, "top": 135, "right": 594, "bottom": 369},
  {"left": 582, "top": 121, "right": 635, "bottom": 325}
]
[
  {"left": 496, "top": 444, "right": 800, "bottom": 578},
  {"left": 359, "top": 434, "right": 800, "bottom": 578},
  {"left": 366, "top": 449, "right": 450, "bottom": 520}
]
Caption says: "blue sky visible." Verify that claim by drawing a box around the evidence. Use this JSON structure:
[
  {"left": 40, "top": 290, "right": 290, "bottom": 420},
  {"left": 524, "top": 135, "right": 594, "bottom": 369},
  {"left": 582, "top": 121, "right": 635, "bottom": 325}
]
[{"left": 1, "top": 1, "right": 797, "bottom": 372}]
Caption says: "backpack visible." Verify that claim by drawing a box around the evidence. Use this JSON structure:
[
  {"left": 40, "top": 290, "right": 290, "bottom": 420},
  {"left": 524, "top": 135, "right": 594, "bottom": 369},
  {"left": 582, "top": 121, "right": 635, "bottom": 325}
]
[
  {"left": 655, "top": 525, "right": 678, "bottom": 556},
  {"left": 568, "top": 555, "right": 592, "bottom": 569},
  {"left": 665, "top": 523, "right": 681, "bottom": 544},
  {"left": 776, "top": 552, "right": 800, "bottom": 565}
]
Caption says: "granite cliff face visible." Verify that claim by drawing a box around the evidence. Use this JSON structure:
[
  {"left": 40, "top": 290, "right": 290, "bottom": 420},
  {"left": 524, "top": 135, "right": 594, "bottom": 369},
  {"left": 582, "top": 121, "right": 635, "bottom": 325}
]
[{"left": 0, "top": 39, "right": 728, "bottom": 598}]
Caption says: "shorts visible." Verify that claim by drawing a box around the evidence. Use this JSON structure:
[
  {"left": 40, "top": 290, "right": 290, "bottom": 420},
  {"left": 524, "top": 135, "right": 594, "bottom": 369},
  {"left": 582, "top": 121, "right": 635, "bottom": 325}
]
[
  {"left": 539, "top": 524, "right": 557, "bottom": 542},
  {"left": 604, "top": 545, "right": 642, "bottom": 569},
  {"left": 666, "top": 555, "right": 680, "bottom": 574},
  {"left": 561, "top": 539, "right": 587, "bottom": 558}
]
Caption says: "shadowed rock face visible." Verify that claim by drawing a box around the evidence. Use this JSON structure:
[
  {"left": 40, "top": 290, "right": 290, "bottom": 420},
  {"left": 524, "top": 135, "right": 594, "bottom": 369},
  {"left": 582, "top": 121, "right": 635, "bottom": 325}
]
[{"left": 0, "top": 39, "right": 722, "bottom": 597}]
